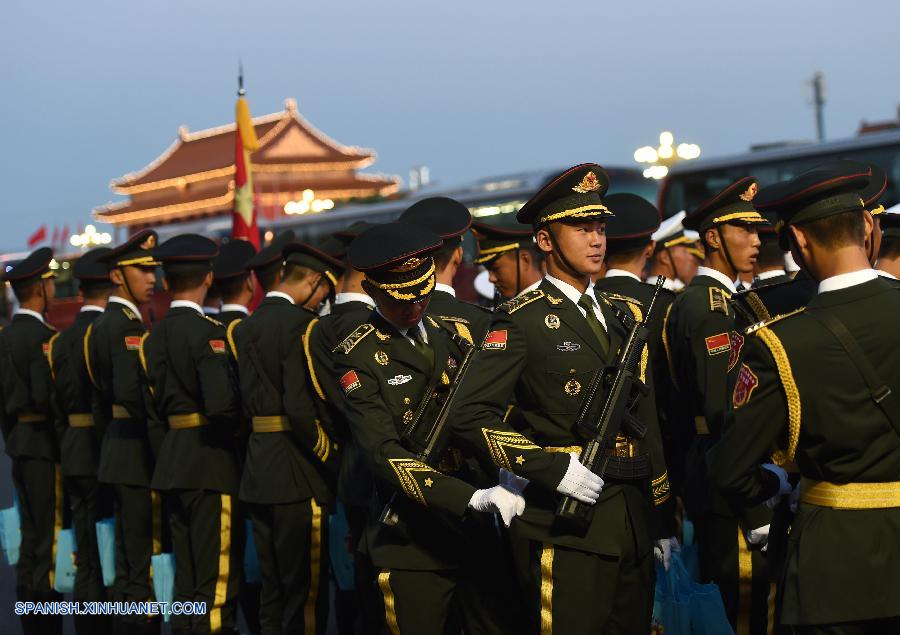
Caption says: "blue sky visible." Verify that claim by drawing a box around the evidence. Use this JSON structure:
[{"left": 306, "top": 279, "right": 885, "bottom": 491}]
[{"left": 3, "top": 0, "right": 899, "bottom": 251}]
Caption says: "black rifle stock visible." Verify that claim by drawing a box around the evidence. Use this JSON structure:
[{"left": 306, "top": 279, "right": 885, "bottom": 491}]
[
  {"left": 555, "top": 276, "right": 666, "bottom": 532},
  {"left": 379, "top": 331, "right": 477, "bottom": 525}
]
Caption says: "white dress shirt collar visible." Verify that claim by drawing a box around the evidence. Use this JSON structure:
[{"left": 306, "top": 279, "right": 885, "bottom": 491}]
[
  {"left": 517, "top": 279, "right": 542, "bottom": 296},
  {"left": 335, "top": 292, "right": 374, "bottom": 307},
  {"left": 170, "top": 300, "right": 204, "bottom": 315},
  {"left": 375, "top": 307, "right": 428, "bottom": 344},
  {"left": 108, "top": 295, "right": 142, "bottom": 318},
  {"left": 14, "top": 308, "right": 45, "bottom": 324},
  {"left": 544, "top": 274, "right": 607, "bottom": 330},
  {"left": 817, "top": 268, "right": 879, "bottom": 294},
  {"left": 203, "top": 306, "right": 220, "bottom": 315},
  {"left": 876, "top": 269, "right": 898, "bottom": 280},
  {"left": 756, "top": 269, "right": 786, "bottom": 281},
  {"left": 647, "top": 276, "right": 684, "bottom": 292},
  {"left": 696, "top": 266, "right": 737, "bottom": 293},
  {"left": 266, "top": 291, "right": 295, "bottom": 305},
  {"left": 220, "top": 304, "right": 249, "bottom": 315},
  {"left": 80, "top": 305, "right": 104, "bottom": 313},
  {"left": 605, "top": 269, "right": 642, "bottom": 282},
  {"left": 434, "top": 283, "right": 456, "bottom": 297}
]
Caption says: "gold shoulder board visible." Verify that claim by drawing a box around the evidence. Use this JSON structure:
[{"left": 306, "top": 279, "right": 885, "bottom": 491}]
[
  {"left": 745, "top": 307, "right": 805, "bottom": 335},
  {"left": 203, "top": 315, "right": 224, "bottom": 327},
  {"left": 121, "top": 306, "right": 139, "bottom": 321},
  {"left": 601, "top": 292, "right": 643, "bottom": 306},
  {"left": 708, "top": 287, "right": 731, "bottom": 315},
  {"left": 333, "top": 324, "right": 375, "bottom": 354},
  {"left": 498, "top": 289, "right": 544, "bottom": 314},
  {"left": 437, "top": 315, "right": 471, "bottom": 325}
]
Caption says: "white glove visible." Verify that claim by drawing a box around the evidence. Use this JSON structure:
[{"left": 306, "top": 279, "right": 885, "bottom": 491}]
[
  {"left": 555, "top": 453, "right": 604, "bottom": 504},
  {"left": 468, "top": 485, "right": 526, "bottom": 527},
  {"left": 762, "top": 463, "right": 792, "bottom": 509},
  {"left": 653, "top": 537, "right": 680, "bottom": 571},
  {"left": 746, "top": 524, "right": 770, "bottom": 552},
  {"left": 499, "top": 468, "right": 530, "bottom": 494}
]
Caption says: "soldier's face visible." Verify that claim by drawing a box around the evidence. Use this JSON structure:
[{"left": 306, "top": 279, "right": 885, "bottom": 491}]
[
  {"left": 368, "top": 285, "right": 431, "bottom": 329},
  {"left": 540, "top": 220, "right": 606, "bottom": 277},
  {"left": 669, "top": 245, "right": 698, "bottom": 281},
  {"left": 720, "top": 224, "right": 760, "bottom": 274},
  {"left": 122, "top": 265, "right": 157, "bottom": 304},
  {"left": 486, "top": 251, "right": 521, "bottom": 298}
]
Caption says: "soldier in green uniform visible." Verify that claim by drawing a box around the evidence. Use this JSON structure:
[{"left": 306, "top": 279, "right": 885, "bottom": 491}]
[
  {"left": 471, "top": 221, "right": 544, "bottom": 300},
  {"left": 646, "top": 211, "right": 701, "bottom": 292},
  {"left": 448, "top": 164, "right": 673, "bottom": 634},
  {"left": 0, "top": 247, "right": 62, "bottom": 635},
  {"left": 398, "top": 197, "right": 492, "bottom": 342},
  {"left": 230, "top": 240, "right": 342, "bottom": 635},
  {"left": 51, "top": 247, "right": 115, "bottom": 634},
  {"left": 875, "top": 203, "right": 900, "bottom": 281},
  {"left": 664, "top": 177, "right": 775, "bottom": 634},
  {"left": 141, "top": 234, "right": 244, "bottom": 635},
  {"left": 88, "top": 230, "right": 165, "bottom": 635},
  {"left": 332, "top": 221, "right": 540, "bottom": 634},
  {"left": 213, "top": 240, "right": 258, "bottom": 326},
  {"left": 708, "top": 162, "right": 900, "bottom": 634}
]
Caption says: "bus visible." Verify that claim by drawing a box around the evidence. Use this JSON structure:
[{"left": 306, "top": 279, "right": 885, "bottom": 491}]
[{"left": 658, "top": 129, "right": 900, "bottom": 218}]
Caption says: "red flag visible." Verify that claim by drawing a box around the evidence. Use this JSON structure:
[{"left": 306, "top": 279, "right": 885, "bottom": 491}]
[
  {"left": 60, "top": 226, "right": 69, "bottom": 247},
  {"left": 27, "top": 225, "right": 47, "bottom": 248},
  {"left": 232, "top": 95, "right": 260, "bottom": 250},
  {"left": 52, "top": 226, "right": 59, "bottom": 247}
]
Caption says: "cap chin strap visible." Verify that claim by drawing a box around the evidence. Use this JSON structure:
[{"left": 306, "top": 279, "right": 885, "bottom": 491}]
[
  {"left": 715, "top": 226, "right": 739, "bottom": 281},
  {"left": 118, "top": 266, "right": 140, "bottom": 307},
  {"left": 297, "top": 275, "right": 325, "bottom": 310},
  {"left": 514, "top": 246, "right": 522, "bottom": 296},
  {"left": 39, "top": 279, "right": 49, "bottom": 316},
  {"left": 546, "top": 224, "right": 588, "bottom": 288}
]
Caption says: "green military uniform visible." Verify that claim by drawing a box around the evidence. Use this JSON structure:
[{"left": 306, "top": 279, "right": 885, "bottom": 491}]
[
  {"left": 0, "top": 247, "right": 63, "bottom": 635},
  {"left": 142, "top": 235, "right": 243, "bottom": 634},
  {"left": 88, "top": 231, "right": 166, "bottom": 634},
  {"left": 231, "top": 241, "right": 342, "bottom": 635},
  {"left": 449, "top": 165, "right": 671, "bottom": 634},
  {"left": 51, "top": 247, "right": 115, "bottom": 634},
  {"left": 877, "top": 205, "right": 900, "bottom": 286},
  {"left": 709, "top": 163, "right": 900, "bottom": 632},
  {"left": 664, "top": 177, "right": 775, "bottom": 634}
]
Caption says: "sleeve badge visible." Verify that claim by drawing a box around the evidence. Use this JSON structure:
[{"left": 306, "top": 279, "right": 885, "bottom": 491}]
[
  {"left": 340, "top": 370, "right": 362, "bottom": 394},
  {"left": 124, "top": 336, "right": 142, "bottom": 351},
  {"left": 209, "top": 339, "right": 226, "bottom": 354},
  {"left": 727, "top": 330, "right": 745, "bottom": 371},
  {"left": 732, "top": 363, "right": 759, "bottom": 409},
  {"left": 482, "top": 329, "right": 508, "bottom": 350},
  {"left": 705, "top": 332, "right": 731, "bottom": 356}
]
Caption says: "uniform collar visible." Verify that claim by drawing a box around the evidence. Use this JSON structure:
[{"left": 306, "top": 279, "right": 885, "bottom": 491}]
[
  {"left": 170, "top": 299, "right": 204, "bottom": 314},
  {"left": 80, "top": 305, "right": 104, "bottom": 313},
  {"left": 756, "top": 269, "right": 786, "bottom": 281},
  {"left": 14, "top": 308, "right": 45, "bottom": 324},
  {"left": 335, "top": 292, "right": 374, "bottom": 307},
  {"left": 605, "top": 269, "right": 642, "bottom": 282},
  {"left": 374, "top": 307, "right": 428, "bottom": 343},
  {"left": 817, "top": 268, "right": 879, "bottom": 294},
  {"left": 203, "top": 306, "right": 220, "bottom": 315},
  {"left": 876, "top": 269, "right": 898, "bottom": 280},
  {"left": 220, "top": 303, "right": 249, "bottom": 315},
  {"left": 109, "top": 295, "right": 141, "bottom": 317},
  {"left": 647, "top": 275, "right": 684, "bottom": 292},
  {"left": 434, "top": 283, "right": 456, "bottom": 297},
  {"left": 266, "top": 290, "right": 295, "bottom": 305},
  {"left": 544, "top": 274, "right": 607, "bottom": 330},
  {"left": 696, "top": 266, "right": 737, "bottom": 293},
  {"left": 517, "top": 279, "right": 542, "bottom": 296}
]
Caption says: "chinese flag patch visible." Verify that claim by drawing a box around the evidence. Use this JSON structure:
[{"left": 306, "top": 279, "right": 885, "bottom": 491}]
[
  {"left": 727, "top": 331, "right": 745, "bottom": 371},
  {"left": 705, "top": 332, "right": 731, "bottom": 356},
  {"left": 732, "top": 363, "right": 759, "bottom": 409},
  {"left": 42, "top": 342, "right": 50, "bottom": 356},
  {"left": 124, "top": 336, "right": 142, "bottom": 351},
  {"left": 340, "top": 370, "right": 362, "bottom": 394},
  {"left": 482, "top": 329, "right": 508, "bottom": 351},
  {"left": 209, "top": 340, "right": 226, "bottom": 354}
]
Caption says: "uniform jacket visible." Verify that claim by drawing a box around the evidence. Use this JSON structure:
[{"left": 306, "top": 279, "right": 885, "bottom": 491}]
[{"left": 426, "top": 289, "right": 492, "bottom": 344}]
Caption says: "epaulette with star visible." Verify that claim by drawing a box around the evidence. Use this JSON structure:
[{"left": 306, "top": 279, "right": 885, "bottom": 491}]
[
  {"left": 121, "top": 306, "right": 141, "bottom": 322},
  {"left": 497, "top": 289, "right": 544, "bottom": 314},
  {"left": 744, "top": 307, "right": 805, "bottom": 335},
  {"left": 333, "top": 324, "right": 375, "bottom": 354},
  {"left": 708, "top": 287, "right": 732, "bottom": 316},
  {"left": 202, "top": 314, "right": 224, "bottom": 327}
]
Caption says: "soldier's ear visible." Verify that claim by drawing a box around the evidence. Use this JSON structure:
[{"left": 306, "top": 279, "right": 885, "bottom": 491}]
[
  {"left": 704, "top": 228, "right": 721, "bottom": 251},
  {"left": 109, "top": 268, "right": 124, "bottom": 286},
  {"left": 535, "top": 228, "right": 554, "bottom": 255}
]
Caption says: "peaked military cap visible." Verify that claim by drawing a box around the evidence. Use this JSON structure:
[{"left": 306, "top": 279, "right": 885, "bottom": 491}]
[
  {"left": 282, "top": 241, "right": 345, "bottom": 289},
  {"left": 398, "top": 197, "right": 472, "bottom": 248},
  {"left": 755, "top": 161, "right": 871, "bottom": 248},
  {"left": 155, "top": 234, "right": 219, "bottom": 274},
  {"left": 349, "top": 222, "right": 443, "bottom": 303},
  {"left": 332, "top": 221, "right": 380, "bottom": 246},
  {"left": 516, "top": 163, "right": 613, "bottom": 228},
  {"left": 316, "top": 236, "right": 347, "bottom": 261},
  {"left": 862, "top": 164, "right": 887, "bottom": 215},
  {"left": 604, "top": 193, "right": 661, "bottom": 253},
  {"left": 652, "top": 211, "right": 698, "bottom": 252},
  {"left": 881, "top": 203, "right": 900, "bottom": 239},
  {"left": 245, "top": 230, "right": 295, "bottom": 278},
  {"left": 213, "top": 239, "right": 257, "bottom": 281},
  {"left": 470, "top": 221, "right": 535, "bottom": 265},
  {"left": 73, "top": 247, "right": 114, "bottom": 288},
  {"left": 683, "top": 176, "right": 768, "bottom": 234},
  {"left": 3, "top": 247, "right": 56, "bottom": 284},
  {"left": 99, "top": 229, "right": 159, "bottom": 269}
]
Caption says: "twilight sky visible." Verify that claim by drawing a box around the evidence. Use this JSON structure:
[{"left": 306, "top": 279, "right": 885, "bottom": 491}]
[{"left": 3, "top": 0, "right": 898, "bottom": 251}]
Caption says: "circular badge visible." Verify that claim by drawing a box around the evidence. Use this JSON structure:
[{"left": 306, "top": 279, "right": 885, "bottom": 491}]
[
  {"left": 564, "top": 378, "right": 582, "bottom": 396},
  {"left": 375, "top": 351, "right": 389, "bottom": 366},
  {"left": 545, "top": 314, "right": 560, "bottom": 329}
]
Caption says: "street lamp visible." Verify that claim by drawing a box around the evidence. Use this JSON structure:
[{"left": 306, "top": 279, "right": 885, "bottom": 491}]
[
  {"left": 634, "top": 131, "right": 701, "bottom": 179},
  {"left": 70, "top": 224, "right": 113, "bottom": 248},
  {"left": 284, "top": 189, "right": 335, "bottom": 215}
]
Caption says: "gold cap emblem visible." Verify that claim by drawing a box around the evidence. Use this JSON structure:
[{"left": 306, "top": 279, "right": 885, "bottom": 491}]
[
  {"left": 140, "top": 234, "right": 157, "bottom": 249},
  {"left": 572, "top": 171, "right": 601, "bottom": 194},
  {"left": 739, "top": 182, "right": 759, "bottom": 202}
]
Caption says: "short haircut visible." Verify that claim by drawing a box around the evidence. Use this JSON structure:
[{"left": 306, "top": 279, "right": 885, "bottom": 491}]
[
  {"left": 605, "top": 245, "right": 647, "bottom": 267},
  {"left": 524, "top": 243, "right": 544, "bottom": 268},
  {"left": 164, "top": 270, "right": 209, "bottom": 294},
  {"left": 281, "top": 263, "right": 318, "bottom": 284},
  {"left": 433, "top": 244, "right": 460, "bottom": 273},
  {"left": 256, "top": 267, "right": 280, "bottom": 292},
  {"left": 796, "top": 210, "right": 865, "bottom": 250},
  {"left": 81, "top": 283, "right": 113, "bottom": 303},
  {"left": 217, "top": 273, "right": 251, "bottom": 302},
  {"left": 879, "top": 236, "right": 900, "bottom": 260},
  {"left": 11, "top": 279, "right": 40, "bottom": 303},
  {"left": 756, "top": 239, "right": 785, "bottom": 270}
]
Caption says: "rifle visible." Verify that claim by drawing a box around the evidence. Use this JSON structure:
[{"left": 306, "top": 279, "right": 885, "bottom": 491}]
[
  {"left": 380, "top": 329, "right": 478, "bottom": 526},
  {"left": 556, "top": 276, "right": 665, "bottom": 532}
]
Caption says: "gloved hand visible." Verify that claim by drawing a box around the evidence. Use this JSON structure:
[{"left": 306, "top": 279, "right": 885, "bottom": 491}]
[
  {"left": 499, "top": 468, "right": 530, "bottom": 494},
  {"left": 762, "top": 463, "right": 792, "bottom": 509},
  {"left": 555, "top": 453, "right": 604, "bottom": 504},
  {"left": 468, "top": 485, "right": 526, "bottom": 527},
  {"left": 653, "top": 537, "right": 680, "bottom": 571},
  {"left": 747, "top": 524, "right": 770, "bottom": 552}
]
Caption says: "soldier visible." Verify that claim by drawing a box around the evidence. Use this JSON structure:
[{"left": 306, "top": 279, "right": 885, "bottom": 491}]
[
  {"left": 247, "top": 231, "right": 296, "bottom": 294},
  {"left": 751, "top": 212, "right": 791, "bottom": 287},
  {"left": 0, "top": 247, "right": 62, "bottom": 635},
  {"left": 398, "top": 197, "right": 492, "bottom": 341},
  {"left": 332, "top": 221, "right": 539, "bottom": 634},
  {"left": 875, "top": 203, "right": 900, "bottom": 281},
  {"left": 471, "top": 220, "right": 543, "bottom": 299},
  {"left": 449, "top": 164, "right": 674, "bottom": 634},
  {"left": 213, "top": 240, "right": 258, "bottom": 326},
  {"left": 646, "top": 211, "right": 700, "bottom": 291},
  {"left": 708, "top": 162, "right": 900, "bottom": 634},
  {"left": 87, "top": 231, "right": 165, "bottom": 635},
  {"left": 231, "top": 240, "right": 342, "bottom": 634},
  {"left": 664, "top": 177, "right": 774, "bottom": 634},
  {"left": 51, "top": 247, "right": 115, "bottom": 634}
]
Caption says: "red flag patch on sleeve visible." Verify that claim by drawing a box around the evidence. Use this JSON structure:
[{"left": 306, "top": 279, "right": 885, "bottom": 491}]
[
  {"left": 705, "top": 332, "right": 731, "bottom": 356},
  {"left": 732, "top": 363, "right": 759, "bottom": 409},
  {"left": 340, "top": 370, "right": 362, "bottom": 394},
  {"left": 482, "top": 329, "right": 508, "bottom": 351},
  {"left": 124, "top": 336, "right": 142, "bottom": 351},
  {"left": 42, "top": 342, "right": 50, "bottom": 356},
  {"left": 727, "top": 331, "right": 745, "bottom": 371},
  {"left": 209, "top": 339, "right": 226, "bottom": 354}
]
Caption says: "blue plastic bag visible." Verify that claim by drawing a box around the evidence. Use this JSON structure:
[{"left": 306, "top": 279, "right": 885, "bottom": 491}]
[
  {"left": 95, "top": 517, "right": 116, "bottom": 587},
  {"left": 653, "top": 552, "right": 734, "bottom": 635},
  {"left": 329, "top": 502, "right": 355, "bottom": 591},
  {"left": 151, "top": 553, "right": 175, "bottom": 622},
  {"left": 243, "top": 519, "right": 260, "bottom": 584},
  {"left": 0, "top": 503, "right": 22, "bottom": 566},
  {"left": 680, "top": 517, "right": 701, "bottom": 581},
  {"left": 53, "top": 528, "right": 78, "bottom": 593}
]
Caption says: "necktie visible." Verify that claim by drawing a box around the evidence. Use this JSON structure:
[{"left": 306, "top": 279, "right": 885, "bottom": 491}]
[
  {"left": 410, "top": 326, "right": 434, "bottom": 368},
  {"left": 578, "top": 294, "right": 610, "bottom": 358}
]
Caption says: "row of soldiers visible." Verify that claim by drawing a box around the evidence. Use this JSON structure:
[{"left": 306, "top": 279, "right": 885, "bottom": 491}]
[{"left": 1, "top": 158, "right": 899, "bottom": 635}]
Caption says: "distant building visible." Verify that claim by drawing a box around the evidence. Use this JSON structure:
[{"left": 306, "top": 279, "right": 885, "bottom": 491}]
[
  {"left": 93, "top": 98, "right": 400, "bottom": 233},
  {"left": 858, "top": 105, "right": 900, "bottom": 135}
]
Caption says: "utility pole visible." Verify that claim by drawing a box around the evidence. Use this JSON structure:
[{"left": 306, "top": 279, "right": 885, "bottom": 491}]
[{"left": 812, "top": 72, "right": 825, "bottom": 142}]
